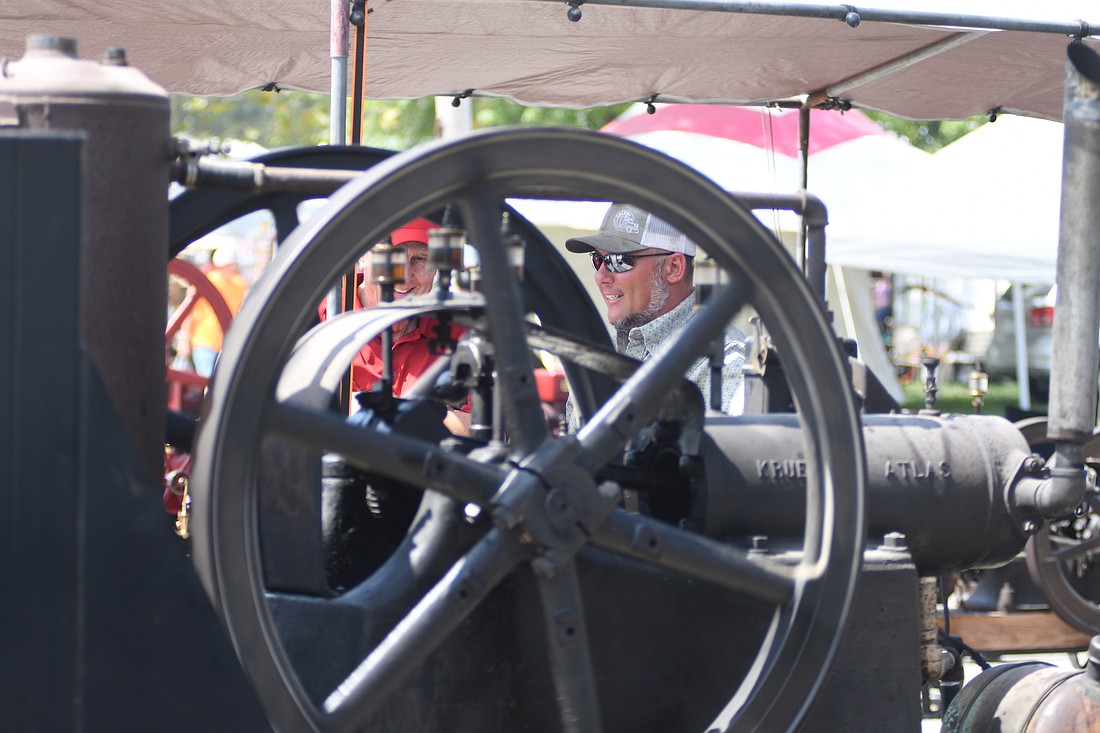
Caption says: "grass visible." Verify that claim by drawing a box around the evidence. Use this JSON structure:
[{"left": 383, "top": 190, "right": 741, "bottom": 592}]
[{"left": 898, "top": 379, "right": 1047, "bottom": 418}]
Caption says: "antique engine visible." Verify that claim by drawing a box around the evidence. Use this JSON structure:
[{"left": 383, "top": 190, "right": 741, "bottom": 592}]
[{"left": 4, "top": 35, "right": 1100, "bottom": 733}]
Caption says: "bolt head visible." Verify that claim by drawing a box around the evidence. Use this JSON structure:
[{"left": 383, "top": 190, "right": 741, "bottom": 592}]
[{"left": 883, "top": 532, "right": 907, "bottom": 550}]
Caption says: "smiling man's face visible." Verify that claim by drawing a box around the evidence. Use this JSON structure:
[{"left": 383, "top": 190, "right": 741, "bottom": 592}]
[
  {"left": 394, "top": 241, "right": 434, "bottom": 299},
  {"left": 594, "top": 248, "right": 670, "bottom": 328}
]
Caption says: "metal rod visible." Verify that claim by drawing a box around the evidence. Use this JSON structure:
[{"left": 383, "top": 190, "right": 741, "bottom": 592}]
[
  {"left": 327, "top": 0, "right": 350, "bottom": 357},
  {"left": 1011, "top": 282, "right": 1032, "bottom": 410},
  {"left": 814, "top": 32, "right": 985, "bottom": 103},
  {"left": 171, "top": 157, "right": 360, "bottom": 194},
  {"left": 329, "top": 0, "right": 348, "bottom": 146},
  {"left": 797, "top": 105, "right": 809, "bottom": 282},
  {"left": 576, "top": 0, "right": 1097, "bottom": 37}
]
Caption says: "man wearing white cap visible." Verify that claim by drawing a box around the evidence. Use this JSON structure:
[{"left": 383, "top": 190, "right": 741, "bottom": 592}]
[{"left": 566, "top": 202, "right": 746, "bottom": 418}]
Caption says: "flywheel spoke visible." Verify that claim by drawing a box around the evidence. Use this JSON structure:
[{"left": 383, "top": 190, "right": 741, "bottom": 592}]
[
  {"left": 576, "top": 275, "right": 751, "bottom": 472},
  {"left": 321, "top": 528, "right": 528, "bottom": 731},
  {"left": 165, "top": 289, "right": 200, "bottom": 341},
  {"left": 535, "top": 560, "right": 603, "bottom": 733},
  {"left": 1048, "top": 531, "right": 1100, "bottom": 563},
  {"left": 265, "top": 398, "right": 501, "bottom": 507},
  {"left": 591, "top": 511, "right": 794, "bottom": 606},
  {"left": 459, "top": 191, "right": 549, "bottom": 455}
]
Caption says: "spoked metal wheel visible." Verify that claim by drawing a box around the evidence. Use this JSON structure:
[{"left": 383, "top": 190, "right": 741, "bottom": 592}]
[
  {"left": 165, "top": 257, "right": 234, "bottom": 415},
  {"left": 189, "top": 127, "right": 866, "bottom": 733},
  {"left": 1019, "top": 417, "right": 1100, "bottom": 635}
]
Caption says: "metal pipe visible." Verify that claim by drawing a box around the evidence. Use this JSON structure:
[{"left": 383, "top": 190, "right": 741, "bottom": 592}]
[
  {"left": 171, "top": 156, "right": 360, "bottom": 194},
  {"left": 797, "top": 106, "right": 810, "bottom": 278},
  {"left": 576, "top": 0, "right": 1097, "bottom": 37},
  {"left": 1041, "top": 42, "right": 1100, "bottom": 518},
  {"left": 328, "top": 1, "right": 350, "bottom": 349},
  {"left": 1011, "top": 282, "right": 1032, "bottom": 410},
  {"left": 736, "top": 189, "right": 829, "bottom": 306},
  {"left": 330, "top": 0, "right": 348, "bottom": 146}
]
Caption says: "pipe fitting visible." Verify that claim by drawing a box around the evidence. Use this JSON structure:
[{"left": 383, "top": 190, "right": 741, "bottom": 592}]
[{"left": 1012, "top": 443, "right": 1088, "bottom": 521}]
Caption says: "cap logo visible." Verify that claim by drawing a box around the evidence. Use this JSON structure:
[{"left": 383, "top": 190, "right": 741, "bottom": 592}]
[{"left": 612, "top": 209, "right": 640, "bottom": 234}]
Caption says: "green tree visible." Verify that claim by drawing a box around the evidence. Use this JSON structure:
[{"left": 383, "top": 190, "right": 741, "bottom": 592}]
[
  {"left": 172, "top": 91, "right": 331, "bottom": 149},
  {"left": 862, "top": 111, "right": 988, "bottom": 152},
  {"left": 171, "top": 89, "right": 984, "bottom": 154},
  {"left": 172, "top": 91, "right": 630, "bottom": 152}
]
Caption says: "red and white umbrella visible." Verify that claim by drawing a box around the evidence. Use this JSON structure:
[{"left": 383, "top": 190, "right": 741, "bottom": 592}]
[{"left": 600, "top": 104, "right": 932, "bottom": 232}]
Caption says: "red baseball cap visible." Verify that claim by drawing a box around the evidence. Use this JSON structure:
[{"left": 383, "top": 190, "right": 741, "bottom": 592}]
[{"left": 390, "top": 217, "right": 438, "bottom": 246}]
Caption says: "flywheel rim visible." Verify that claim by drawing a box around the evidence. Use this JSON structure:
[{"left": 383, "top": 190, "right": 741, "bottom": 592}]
[{"left": 189, "top": 126, "right": 866, "bottom": 733}]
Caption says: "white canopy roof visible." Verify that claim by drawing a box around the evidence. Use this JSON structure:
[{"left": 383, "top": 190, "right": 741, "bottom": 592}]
[
  {"left": 2, "top": 1, "right": 1098, "bottom": 121},
  {"left": 823, "top": 115, "right": 1065, "bottom": 284}
]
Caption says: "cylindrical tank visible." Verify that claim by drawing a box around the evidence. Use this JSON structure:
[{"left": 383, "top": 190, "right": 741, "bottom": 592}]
[
  {"left": 0, "top": 36, "right": 170, "bottom": 479},
  {"left": 695, "top": 413, "right": 1033, "bottom": 572},
  {"left": 942, "top": 635, "right": 1100, "bottom": 732}
]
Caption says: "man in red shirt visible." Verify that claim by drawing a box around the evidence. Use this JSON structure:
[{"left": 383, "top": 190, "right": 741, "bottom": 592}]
[{"left": 324, "top": 218, "right": 470, "bottom": 435}]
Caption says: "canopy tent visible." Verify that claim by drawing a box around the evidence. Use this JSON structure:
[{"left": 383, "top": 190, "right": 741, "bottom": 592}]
[
  {"left": 2, "top": 1, "right": 1098, "bottom": 121},
  {"left": 3, "top": 0, "right": 1081, "bottom": 405},
  {"left": 600, "top": 105, "right": 935, "bottom": 248},
  {"left": 592, "top": 104, "right": 1065, "bottom": 286},
  {"left": 823, "top": 114, "right": 1064, "bottom": 285}
]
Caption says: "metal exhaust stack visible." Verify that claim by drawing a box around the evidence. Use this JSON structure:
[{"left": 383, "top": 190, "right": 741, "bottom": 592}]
[{"left": 1025, "top": 42, "right": 1100, "bottom": 518}]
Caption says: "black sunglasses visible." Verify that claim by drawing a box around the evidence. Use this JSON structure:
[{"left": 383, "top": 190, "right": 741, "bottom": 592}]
[{"left": 590, "top": 251, "right": 665, "bottom": 274}]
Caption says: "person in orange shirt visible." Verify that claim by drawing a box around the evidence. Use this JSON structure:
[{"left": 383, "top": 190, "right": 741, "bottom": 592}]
[{"left": 178, "top": 245, "right": 249, "bottom": 377}]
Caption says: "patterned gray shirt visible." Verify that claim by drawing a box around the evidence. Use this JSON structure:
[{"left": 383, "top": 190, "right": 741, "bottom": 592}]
[
  {"left": 566, "top": 291, "right": 746, "bottom": 431},
  {"left": 620, "top": 291, "right": 746, "bottom": 415}
]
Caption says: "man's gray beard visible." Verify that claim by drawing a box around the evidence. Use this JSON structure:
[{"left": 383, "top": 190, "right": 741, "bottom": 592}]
[{"left": 614, "top": 264, "right": 671, "bottom": 351}]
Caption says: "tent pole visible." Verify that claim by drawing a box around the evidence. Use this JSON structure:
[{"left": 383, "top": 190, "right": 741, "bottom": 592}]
[
  {"left": 325, "top": 0, "right": 349, "bottom": 336},
  {"left": 798, "top": 105, "right": 810, "bottom": 286},
  {"left": 1012, "top": 282, "right": 1032, "bottom": 410},
  {"left": 329, "top": 0, "right": 348, "bottom": 146}
]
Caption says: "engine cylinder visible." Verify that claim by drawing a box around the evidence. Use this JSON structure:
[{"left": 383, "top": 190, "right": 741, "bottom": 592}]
[
  {"left": 0, "top": 36, "right": 170, "bottom": 479},
  {"left": 696, "top": 413, "right": 1033, "bottom": 572}
]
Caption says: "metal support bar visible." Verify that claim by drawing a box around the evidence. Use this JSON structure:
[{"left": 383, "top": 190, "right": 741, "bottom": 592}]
[
  {"left": 1011, "top": 282, "right": 1032, "bottom": 410},
  {"left": 330, "top": 0, "right": 348, "bottom": 146},
  {"left": 809, "top": 32, "right": 985, "bottom": 107},
  {"left": 172, "top": 156, "right": 360, "bottom": 194},
  {"left": 575, "top": 0, "right": 1097, "bottom": 37}
]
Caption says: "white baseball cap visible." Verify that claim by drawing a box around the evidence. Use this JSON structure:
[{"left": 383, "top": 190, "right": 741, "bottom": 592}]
[{"left": 565, "top": 203, "right": 696, "bottom": 256}]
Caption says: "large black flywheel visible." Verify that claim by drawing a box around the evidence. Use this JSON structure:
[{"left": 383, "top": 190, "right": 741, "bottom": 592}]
[{"left": 189, "top": 127, "right": 866, "bottom": 733}]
